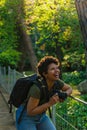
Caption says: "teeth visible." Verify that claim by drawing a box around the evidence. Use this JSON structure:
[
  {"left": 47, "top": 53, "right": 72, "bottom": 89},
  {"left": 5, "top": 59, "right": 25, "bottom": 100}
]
[{"left": 55, "top": 75, "right": 58, "bottom": 77}]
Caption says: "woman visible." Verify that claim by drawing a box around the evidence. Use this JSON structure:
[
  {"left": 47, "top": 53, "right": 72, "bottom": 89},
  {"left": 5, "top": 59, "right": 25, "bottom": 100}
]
[{"left": 16, "top": 56, "right": 72, "bottom": 130}]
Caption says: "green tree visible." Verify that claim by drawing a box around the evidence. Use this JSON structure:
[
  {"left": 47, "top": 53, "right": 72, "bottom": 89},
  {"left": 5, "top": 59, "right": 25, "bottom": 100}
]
[
  {"left": 75, "top": 0, "right": 87, "bottom": 77},
  {"left": 0, "top": 0, "right": 38, "bottom": 72},
  {"left": 0, "top": 0, "right": 20, "bottom": 68},
  {"left": 0, "top": 0, "right": 85, "bottom": 73},
  {"left": 26, "top": 0, "right": 84, "bottom": 71}
]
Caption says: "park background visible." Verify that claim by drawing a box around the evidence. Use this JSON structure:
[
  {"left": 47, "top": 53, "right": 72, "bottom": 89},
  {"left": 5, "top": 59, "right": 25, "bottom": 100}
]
[{"left": 0, "top": 0, "right": 87, "bottom": 129}]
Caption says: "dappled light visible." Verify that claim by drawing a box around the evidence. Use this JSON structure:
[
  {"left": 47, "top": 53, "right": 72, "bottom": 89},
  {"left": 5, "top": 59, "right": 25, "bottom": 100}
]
[{"left": 0, "top": 0, "right": 87, "bottom": 129}]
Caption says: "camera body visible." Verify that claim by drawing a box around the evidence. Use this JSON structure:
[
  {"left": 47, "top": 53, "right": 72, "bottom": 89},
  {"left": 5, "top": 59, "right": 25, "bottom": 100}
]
[{"left": 50, "top": 90, "right": 67, "bottom": 100}]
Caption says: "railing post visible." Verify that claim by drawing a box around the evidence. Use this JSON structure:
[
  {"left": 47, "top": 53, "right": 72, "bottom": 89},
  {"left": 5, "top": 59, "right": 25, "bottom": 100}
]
[
  {"left": 0, "top": 66, "right": 1, "bottom": 85},
  {"left": 7, "top": 66, "right": 11, "bottom": 93},
  {"left": 12, "top": 68, "right": 17, "bottom": 120},
  {"left": 52, "top": 105, "right": 56, "bottom": 127},
  {"left": 4, "top": 66, "right": 7, "bottom": 89},
  {"left": 13, "top": 68, "right": 16, "bottom": 85}
]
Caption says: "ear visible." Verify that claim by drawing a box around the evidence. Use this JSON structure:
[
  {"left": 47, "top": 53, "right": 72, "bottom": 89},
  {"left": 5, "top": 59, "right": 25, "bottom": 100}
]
[{"left": 42, "top": 72, "right": 47, "bottom": 78}]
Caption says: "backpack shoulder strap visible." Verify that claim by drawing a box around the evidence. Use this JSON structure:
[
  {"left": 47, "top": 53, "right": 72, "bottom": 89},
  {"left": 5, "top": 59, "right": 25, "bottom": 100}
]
[{"left": 36, "top": 78, "right": 52, "bottom": 118}]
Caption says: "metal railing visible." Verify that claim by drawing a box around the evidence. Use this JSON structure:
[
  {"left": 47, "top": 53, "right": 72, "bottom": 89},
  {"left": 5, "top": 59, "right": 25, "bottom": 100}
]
[
  {"left": 0, "top": 66, "right": 87, "bottom": 130},
  {"left": 0, "top": 66, "right": 23, "bottom": 94},
  {"left": 0, "top": 66, "right": 24, "bottom": 120},
  {"left": 54, "top": 95, "right": 87, "bottom": 130}
]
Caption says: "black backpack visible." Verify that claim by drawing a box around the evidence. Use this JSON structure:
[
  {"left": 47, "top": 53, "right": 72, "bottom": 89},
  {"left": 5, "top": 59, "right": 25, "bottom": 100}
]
[
  {"left": 8, "top": 74, "right": 54, "bottom": 123},
  {"left": 8, "top": 74, "right": 44, "bottom": 113}
]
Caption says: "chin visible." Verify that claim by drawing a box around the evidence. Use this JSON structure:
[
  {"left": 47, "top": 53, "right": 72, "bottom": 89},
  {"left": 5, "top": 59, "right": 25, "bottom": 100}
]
[{"left": 54, "top": 77, "right": 59, "bottom": 81}]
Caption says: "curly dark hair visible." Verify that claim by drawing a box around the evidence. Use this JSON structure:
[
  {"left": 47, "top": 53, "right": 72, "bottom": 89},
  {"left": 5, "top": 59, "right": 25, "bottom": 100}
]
[{"left": 37, "top": 56, "right": 60, "bottom": 77}]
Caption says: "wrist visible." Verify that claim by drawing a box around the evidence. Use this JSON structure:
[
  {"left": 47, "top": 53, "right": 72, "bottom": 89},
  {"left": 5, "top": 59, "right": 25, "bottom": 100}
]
[
  {"left": 46, "top": 102, "right": 51, "bottom": 108},
  {"left": 66, "top": 92, "right": 70, "bottom": 96}
]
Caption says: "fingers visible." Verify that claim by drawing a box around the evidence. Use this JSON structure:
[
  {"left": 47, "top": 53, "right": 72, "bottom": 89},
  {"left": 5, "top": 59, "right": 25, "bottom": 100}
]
[
  {"left": 52, "top": 94, "right": 59, "bottom": 102},
  {"left": 59, "top": 99, "right": 64, "bottom": 102},
  {"left": 48, "top": 94, "right": 60, "bottom": 106}
]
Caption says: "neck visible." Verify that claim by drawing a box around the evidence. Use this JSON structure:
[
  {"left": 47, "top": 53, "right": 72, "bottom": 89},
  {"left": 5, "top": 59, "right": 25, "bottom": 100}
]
[{"left": 46, "top": 79, "right": 54, "bottom": 90}]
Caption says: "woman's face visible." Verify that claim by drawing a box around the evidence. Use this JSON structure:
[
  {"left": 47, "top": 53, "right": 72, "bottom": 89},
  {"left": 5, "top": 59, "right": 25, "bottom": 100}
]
[{"left": 44, "top": 63, "right": 60, "bottom": 81}]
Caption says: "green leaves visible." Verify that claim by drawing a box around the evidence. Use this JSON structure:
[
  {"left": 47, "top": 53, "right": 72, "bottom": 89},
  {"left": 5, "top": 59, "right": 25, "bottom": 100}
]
[
  {"left": 0, "top": 0, "right": 85, "bottom": 71},
  {"left": 0, "top": 49, "right": 21, "bottom": 67},
  {"left": 0, "top": 0, "right": 20, "bottom": 67}
]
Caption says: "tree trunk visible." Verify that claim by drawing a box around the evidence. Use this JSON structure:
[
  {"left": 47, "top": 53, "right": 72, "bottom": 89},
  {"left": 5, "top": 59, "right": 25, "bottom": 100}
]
[
  {"left": 16, "top": 37, "right": 27, "bottom": 72},
  {"left": 75, "top": 0, "right": 87, "bottom": 78},
  {"left": 56, "top": 42, "right": 63, "bottom": 78},
  {"left": 16, "top": 0, "right": 38, "bottom": 72},
  {"left": 17, "top": 19, "right": 38, "bottom": 72}
]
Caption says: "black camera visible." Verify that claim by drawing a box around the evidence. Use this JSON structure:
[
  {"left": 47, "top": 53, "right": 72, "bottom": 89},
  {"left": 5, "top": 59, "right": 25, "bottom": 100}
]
[{"left": 50, "top": 90, "right": 67, "bottom": 100}]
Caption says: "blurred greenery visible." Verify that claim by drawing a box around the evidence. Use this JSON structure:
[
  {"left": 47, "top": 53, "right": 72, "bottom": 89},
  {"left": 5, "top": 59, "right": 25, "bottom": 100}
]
[
  {"left": 0, "top": 0, "right": 85, "bottom": 72},
  {"left": 62, "top": 71, "right": 86, "bottom": 86},
  {"left": 0, "top": 1, "right": 87, "bottom": 128}
]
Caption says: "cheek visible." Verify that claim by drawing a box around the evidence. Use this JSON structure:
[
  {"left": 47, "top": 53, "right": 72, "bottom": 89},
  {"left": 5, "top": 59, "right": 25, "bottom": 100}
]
[
  {"left": 47, "top": 71, "right": 54, "bottom": 77},
  {"left": 48, "top": 70, "right": 54, "bottom": 74}
]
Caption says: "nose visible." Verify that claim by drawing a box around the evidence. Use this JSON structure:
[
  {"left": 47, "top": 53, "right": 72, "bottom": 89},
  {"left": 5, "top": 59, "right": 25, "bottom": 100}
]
[
  {"left": 56, "top": 68, "right": 60, "bottom": 73},
  {"left": 58, "top": 69, "right": 60, "bottom": 73}
]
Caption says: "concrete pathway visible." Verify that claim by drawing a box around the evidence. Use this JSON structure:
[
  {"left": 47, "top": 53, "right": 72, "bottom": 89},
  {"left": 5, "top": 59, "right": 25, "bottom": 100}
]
[{"left": 0, "top": 87, "right": 16, "bottom": 130}]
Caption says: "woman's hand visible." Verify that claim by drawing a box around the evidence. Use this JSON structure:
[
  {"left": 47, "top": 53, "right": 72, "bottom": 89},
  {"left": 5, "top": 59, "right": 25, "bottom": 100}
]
[
  {"left": 62, "top": 83, "right": 72, "bottom": 96},
  {"left": 48, "top": 94, "right": 60, "bottom": 106}
]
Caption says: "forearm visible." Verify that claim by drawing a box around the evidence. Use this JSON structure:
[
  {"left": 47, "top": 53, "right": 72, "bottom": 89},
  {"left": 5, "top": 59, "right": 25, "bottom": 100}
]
[
  {"left": 27, "top": 102, "right": 51, "bottom": 116},
  {"left": 27, "top": 94, "right": 59, "bottom": 116},
  {"left": 64, "top": 87, "right": 72, "bottom": 96}
]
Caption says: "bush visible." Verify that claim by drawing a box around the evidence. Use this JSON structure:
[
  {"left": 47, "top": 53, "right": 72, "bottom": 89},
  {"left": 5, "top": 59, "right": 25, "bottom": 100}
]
[
  {"left": 62, "top": 71, "right": 86, "bottom": 85},
  {"left": 0, "top": 49, "right": 21, "bottom": 68}
]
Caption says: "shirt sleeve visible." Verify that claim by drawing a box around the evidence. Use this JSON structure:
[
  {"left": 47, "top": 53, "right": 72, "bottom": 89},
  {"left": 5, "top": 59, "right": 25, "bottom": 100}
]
[{"left": 28, "top": 84, "right": 41, "bottom": 99}]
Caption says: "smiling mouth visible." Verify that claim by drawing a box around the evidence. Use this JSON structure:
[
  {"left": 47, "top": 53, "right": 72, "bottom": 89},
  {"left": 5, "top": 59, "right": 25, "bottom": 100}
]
[{"left": 54, "top": 74, "right": 59, "bottom": 78}]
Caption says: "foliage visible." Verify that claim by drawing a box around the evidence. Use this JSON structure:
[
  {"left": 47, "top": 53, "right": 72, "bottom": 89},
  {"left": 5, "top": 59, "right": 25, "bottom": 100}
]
[
  {"left": 0, "top": 0, "right": 20, "bottom": 67},
  {"left": 25, "top": 0, "right": 84, "bottom": 71},
  {"left": 0, "top": 49, "right": 21, "bottom": 68},
  {"left": 0, "top": 0, "right": 85, "bottom": 71},
  {"left": 56, "top": 96, "right": 87, "bottom": 129},
  {"left": 62, "top": 71, "right": 86, "bottom": 85},
  {"left": 62, "top": 51, "right": 85, "bottom": 71},
  {"left": 57, "top": 70, "right": 87, "bottom": 129}
]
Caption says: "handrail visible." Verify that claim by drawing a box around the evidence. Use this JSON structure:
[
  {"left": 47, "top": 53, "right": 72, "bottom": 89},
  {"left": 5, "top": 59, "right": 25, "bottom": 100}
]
[
  {"left": 56, "top": 113, "right": 78, "bottom": 130},
  {"left": 54, "top": 94, "right": 87, "bottom": 130},
  {"left": 70, "top": 95, "right": 87, "bottom": 105},
  {"left": 52, "top": 95, "right": 87, "bottom": 127}
]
